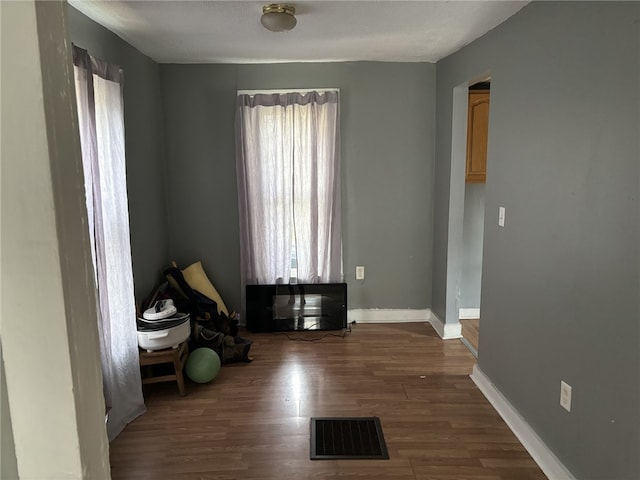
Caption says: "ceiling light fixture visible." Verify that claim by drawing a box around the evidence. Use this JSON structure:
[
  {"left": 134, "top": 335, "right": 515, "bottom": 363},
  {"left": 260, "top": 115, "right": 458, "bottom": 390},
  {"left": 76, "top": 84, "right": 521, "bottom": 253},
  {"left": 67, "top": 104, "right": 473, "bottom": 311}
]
[{"left": 261, "top": 4, "right": 297, "bottom": 32}]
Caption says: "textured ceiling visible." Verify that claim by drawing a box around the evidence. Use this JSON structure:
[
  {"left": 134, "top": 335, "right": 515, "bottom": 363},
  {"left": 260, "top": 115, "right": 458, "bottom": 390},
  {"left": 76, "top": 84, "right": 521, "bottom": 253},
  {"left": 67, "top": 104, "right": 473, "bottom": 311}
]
[{"left": 68, "top": 1, "right": 529, "bottom": 64}]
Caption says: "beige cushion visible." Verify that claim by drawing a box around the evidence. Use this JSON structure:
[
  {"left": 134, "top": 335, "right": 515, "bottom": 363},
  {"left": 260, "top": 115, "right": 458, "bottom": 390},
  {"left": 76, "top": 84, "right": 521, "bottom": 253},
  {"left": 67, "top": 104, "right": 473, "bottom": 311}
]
[{"left": 181, "top": 261, "right": 229, "bottom": 316}]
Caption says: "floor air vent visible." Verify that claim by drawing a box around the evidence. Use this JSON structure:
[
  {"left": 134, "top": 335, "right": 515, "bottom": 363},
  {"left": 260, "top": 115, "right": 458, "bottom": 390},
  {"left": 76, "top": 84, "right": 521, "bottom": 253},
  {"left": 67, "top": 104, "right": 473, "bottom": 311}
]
[{"left": 310, "top": 417, "right": 389, "bottom": 460}]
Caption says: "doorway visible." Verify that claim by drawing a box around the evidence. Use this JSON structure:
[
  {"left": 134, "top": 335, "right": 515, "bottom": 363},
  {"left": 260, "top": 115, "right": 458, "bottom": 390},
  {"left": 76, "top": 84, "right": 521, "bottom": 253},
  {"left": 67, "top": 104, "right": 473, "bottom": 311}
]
[
  {"left": 460, "top": 81, "right": 489, "bottom": 357},
  {"left": 446, "top": 77, "right": 490, "bottom": 358}
]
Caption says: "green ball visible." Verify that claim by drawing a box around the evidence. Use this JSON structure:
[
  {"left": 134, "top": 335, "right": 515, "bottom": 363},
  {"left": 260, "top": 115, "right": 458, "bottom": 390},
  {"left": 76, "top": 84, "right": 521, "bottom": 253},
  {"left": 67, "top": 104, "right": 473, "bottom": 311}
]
[{"left": 185, "top": 347, "right": 221, "bottom": 383}]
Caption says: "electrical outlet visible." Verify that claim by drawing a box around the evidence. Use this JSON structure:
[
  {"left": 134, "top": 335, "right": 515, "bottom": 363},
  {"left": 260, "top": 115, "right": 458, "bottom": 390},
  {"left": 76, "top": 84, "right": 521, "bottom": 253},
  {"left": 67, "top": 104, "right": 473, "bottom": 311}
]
[
  {"left": 560, "top": 381, "right": 572, "bottom": 412},
  {"left": 355, "top": 266, "right": 365, "bottom": 280}
]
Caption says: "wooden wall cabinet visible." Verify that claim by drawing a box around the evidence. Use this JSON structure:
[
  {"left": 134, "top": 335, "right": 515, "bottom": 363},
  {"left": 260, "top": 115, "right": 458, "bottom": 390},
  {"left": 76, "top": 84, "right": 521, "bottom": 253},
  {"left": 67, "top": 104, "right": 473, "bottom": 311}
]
[{"left": 465, "top": 90, "right": 490, "bottom": 183}]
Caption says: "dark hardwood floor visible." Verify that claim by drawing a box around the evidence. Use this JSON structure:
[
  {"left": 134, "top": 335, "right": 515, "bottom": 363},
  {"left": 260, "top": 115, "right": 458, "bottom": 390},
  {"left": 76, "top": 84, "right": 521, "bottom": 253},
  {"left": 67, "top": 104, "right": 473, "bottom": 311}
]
[
  {"left": 110, "top": 322, "right": 546, "bottom": 479},
  {"left": 461, "top": 319, "right": 480, "bottom": 354}
]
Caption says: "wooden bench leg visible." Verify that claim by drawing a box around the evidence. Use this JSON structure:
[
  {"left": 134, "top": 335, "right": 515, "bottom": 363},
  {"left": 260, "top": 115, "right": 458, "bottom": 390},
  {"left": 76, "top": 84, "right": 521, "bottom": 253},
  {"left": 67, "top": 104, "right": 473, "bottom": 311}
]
[
  {"left": 174, "top": 357, "right": 186, "bottom": 396},
  {"left": 173, "top": 343, "right": 188, "bottom": 396}
]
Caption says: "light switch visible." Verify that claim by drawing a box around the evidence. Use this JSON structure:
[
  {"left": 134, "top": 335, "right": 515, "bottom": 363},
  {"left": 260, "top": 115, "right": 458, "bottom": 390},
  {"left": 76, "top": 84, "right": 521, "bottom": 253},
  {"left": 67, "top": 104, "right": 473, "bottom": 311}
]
[{"left": 498, "top": 206, "right": 506, "bottom": 227}]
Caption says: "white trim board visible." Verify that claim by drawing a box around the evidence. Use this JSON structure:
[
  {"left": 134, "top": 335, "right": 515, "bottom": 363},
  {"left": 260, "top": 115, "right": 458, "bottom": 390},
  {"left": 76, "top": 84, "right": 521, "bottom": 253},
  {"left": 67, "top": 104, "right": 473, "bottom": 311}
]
[
  {"left": 470, "top": 365, "right": 576, "bottom": 480},
  {"left": 347, "top": 309, "right": 430, "bottom": 324},
  {"left": 459, "top": 308, "right": 480, "bottom": 319},
  {"left": 428, "top": 311, "right": 462, "bottom": 339},
  {"left": 346, "top": 309, "right": 462, "bottom": 340}
]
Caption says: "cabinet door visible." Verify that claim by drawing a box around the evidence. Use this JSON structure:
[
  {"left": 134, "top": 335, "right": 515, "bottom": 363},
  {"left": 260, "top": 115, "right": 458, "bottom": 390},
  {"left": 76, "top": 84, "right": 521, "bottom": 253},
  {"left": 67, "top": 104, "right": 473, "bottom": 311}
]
[{"left": 466, "top": 90, "right": 490, "bottom": 183}]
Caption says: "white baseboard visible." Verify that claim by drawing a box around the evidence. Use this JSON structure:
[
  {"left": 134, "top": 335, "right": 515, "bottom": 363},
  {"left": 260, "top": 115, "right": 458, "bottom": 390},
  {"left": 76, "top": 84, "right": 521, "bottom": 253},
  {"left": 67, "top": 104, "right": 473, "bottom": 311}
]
[
  {"left": 470, "top": 365, "right": 576, "bottom": 480},
  {"left": 345, "top": 309, "right": 463, "bottom": 341},
  {"left": 347, "top": 309, "right": 430, "bottom": 324},
  {"left": 428, "top": 311, "right": 462, "bottom": 339},
  {"left": 459, "top": 308, "right": 480, "bottom": 319}
]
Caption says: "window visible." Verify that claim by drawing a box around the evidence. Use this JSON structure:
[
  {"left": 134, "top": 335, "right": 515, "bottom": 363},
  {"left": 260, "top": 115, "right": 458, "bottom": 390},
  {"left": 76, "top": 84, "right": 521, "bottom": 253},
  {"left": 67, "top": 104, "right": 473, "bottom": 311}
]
[
  {"left": 73, "top": 46, "right": 145, "bottom": 440},
  {"left": 235, "top": 90, "right": 342, "bottom": 287}
]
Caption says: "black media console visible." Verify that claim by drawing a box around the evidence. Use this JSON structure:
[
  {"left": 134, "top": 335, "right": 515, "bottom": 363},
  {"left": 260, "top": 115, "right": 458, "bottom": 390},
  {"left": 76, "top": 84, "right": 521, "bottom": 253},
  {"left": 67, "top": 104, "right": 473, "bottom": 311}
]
[{"left": 246, "top": 283, "right": 347, "bottom": 332}]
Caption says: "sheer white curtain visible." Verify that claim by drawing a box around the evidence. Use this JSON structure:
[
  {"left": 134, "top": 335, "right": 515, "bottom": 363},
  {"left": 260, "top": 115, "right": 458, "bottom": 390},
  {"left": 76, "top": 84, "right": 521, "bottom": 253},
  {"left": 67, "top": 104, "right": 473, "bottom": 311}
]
[
  {"left": 73, "top": 46, "right": 145, "bottom": 441},
  {"left": 235, "top": 90, "right": 342, "bottom": 291}
]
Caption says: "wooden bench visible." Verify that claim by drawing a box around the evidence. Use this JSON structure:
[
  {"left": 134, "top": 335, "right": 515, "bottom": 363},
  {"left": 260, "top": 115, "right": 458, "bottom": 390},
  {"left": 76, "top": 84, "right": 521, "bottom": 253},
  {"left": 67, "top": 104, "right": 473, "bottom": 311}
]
[{"left": 139, "top": 341, "right": 189, "bottom": 396}]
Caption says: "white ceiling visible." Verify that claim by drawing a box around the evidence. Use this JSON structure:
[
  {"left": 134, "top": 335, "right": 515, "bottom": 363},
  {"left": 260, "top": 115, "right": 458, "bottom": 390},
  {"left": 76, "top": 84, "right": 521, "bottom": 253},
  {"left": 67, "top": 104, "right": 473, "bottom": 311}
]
[{"left": 68, "top": 1, "right": 529, "bottom": 64}]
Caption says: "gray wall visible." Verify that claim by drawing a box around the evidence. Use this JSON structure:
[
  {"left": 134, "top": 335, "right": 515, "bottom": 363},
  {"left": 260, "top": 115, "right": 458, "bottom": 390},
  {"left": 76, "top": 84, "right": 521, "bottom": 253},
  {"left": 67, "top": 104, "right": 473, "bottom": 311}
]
[
  {"left": 1, "top": 346, "right": 18, "bottom": 480},
  {"left": 2, "top": 2, "right": 110, "bottom": 475},
  {"left": 434, "top": 2, "right": 639, "bottom": 478},
  {"left": 67, "top": 6, "right": 169, "bottom": 300},
  {"left": 461, "top": 183, "right": 484, "bottom": 309},
  {"left": 160, "top": 62, "right": 436, "bottom": 311}
]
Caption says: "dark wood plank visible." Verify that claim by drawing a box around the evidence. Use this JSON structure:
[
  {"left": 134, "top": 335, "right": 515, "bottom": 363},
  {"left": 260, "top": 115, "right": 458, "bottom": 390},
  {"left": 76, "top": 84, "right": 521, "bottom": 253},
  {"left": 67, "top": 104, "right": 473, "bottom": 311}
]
[
  {"left": 109, "top": 323, "right": 546, "bottom": 479},
  {"left": 461, "top": 319, "right": 480, "bottom": 353}
]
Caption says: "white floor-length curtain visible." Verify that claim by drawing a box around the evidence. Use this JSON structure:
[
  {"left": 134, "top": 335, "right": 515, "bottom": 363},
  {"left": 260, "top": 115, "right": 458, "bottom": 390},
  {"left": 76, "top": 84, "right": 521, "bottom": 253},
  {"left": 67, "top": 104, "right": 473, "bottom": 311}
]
[
  {"left": 235, "top": 90, "right": 342, "bottom": 291},
  {"left": 73, "top": 46, "right": 145, "bottom": 441}
]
